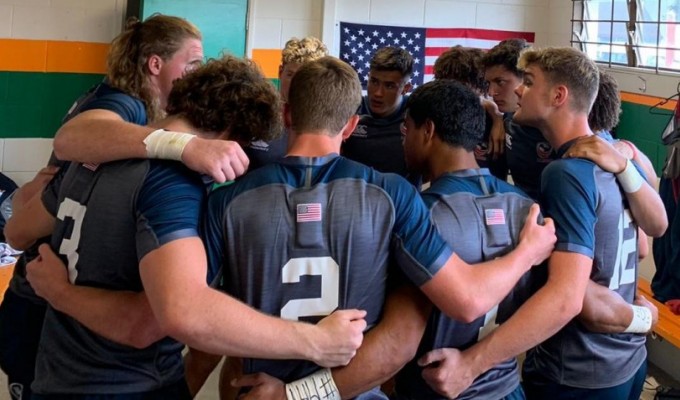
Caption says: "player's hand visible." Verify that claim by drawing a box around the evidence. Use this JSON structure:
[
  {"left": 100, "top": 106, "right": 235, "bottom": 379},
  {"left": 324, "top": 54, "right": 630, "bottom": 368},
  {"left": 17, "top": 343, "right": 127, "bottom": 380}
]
[
  {"left": 418, "top": 348, "right": 475, "bottom": 399},
  {"left": 563, "top": 135, "right": 628, "bottom": 174},
  {"left": 182, "top": 137, "right": 250, "bottom": 183},
  {"left": 26, "top": 243, "right": 70, "bottom": 304},
  {"left": 518, "top": 204, "right": 556, "bottom": 266},
  {"left": 482, "top": 98, "right": 505, "bottom": 159},
  {"left": 666, "top": 299, "right": 680, "bottom": 315},
  {"left": 233, "top": 373, "right": 286, "bottom": 400},
  {"left": 310, "top": 309, "right": 366, "bottom": 367},
  {"left": 634, "top": 295, "right": 659, "bottom": 331}
]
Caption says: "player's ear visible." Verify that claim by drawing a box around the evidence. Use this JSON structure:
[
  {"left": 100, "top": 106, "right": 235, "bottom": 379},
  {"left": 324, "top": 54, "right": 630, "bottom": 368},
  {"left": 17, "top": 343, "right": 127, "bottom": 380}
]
[
  {"left": 402, "top": 81, "right": 413, "bottom": 95},
  {"left": 341, "top": 115, "right": 360, "bottom": 140}
]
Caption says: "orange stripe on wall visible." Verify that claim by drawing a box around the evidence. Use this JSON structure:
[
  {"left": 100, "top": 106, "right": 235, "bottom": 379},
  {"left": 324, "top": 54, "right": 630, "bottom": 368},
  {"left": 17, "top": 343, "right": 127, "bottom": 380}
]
[
  {"left": 252, "top": 49, "right": 281, "bottom": 79},
  {"left": 0, "top": 39, "right": 108, "bottom": 74},
  {"left": 621, "top": 91, "right": 676, "bottom": 111}
]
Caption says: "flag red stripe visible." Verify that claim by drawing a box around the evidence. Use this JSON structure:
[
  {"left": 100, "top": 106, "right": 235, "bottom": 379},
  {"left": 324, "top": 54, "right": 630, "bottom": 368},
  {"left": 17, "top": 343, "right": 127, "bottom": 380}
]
[
  {"left": 425, "top": 28, "right": 535, "bottom": 42},
  {"left": 425, "top": 47, "right": 453, "bottom": 57}
]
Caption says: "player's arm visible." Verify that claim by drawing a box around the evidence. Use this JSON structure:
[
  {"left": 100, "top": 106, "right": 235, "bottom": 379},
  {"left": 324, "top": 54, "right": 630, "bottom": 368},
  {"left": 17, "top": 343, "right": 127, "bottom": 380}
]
[
  {"left": 139, "top": 237, "right": 365, "bottom": 366},
  {"left": 577, "top": 281, "right": 657, "bottom": 333},
  {"left": 53, "top": 109, "right": 249, "bottom": 183},
  {"left": 233, "top": 284, "right": 432, "bottom": 400},
  {"left": 420, "top": 204, "right": 555, "bottom": 322},
  {"left": 418, "top": 251, "right": 591, "bottom": 399},
  {"left": 4, "top": 172, "right": 59, "bottom": 250},
  {"left": 481, "top": 97, "right": 505, "bottom": 158},
  {"left": 26, "top": 244, "right": 164, "bottom": 349},
  {"left": 564, "top": 135, "right": 667, "bottom": 237}
]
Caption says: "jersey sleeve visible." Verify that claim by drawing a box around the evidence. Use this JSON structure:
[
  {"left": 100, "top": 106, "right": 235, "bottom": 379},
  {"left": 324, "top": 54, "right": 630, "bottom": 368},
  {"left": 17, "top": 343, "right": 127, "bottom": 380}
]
[
  {"left": 386, "top": 175, "right": 453, "bottom": 287},
  {"left": 135, "top": 161, "right": 205, "bottom": 261},
  {"left": 41, "top": 163, "right": 70, "bottom": 217},
  {"left": 540, "top": 159, "right": 598, "bottom": 257},
  {"left": 202, "top": 187, "right": 231, "bottom": 286},
  {"left": 78, "top": 93, "right": 147, "bottom": 125}
]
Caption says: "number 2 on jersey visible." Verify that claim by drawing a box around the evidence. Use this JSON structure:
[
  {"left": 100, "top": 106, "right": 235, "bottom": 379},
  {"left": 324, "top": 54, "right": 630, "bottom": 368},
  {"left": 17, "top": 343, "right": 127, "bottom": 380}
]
[{"left": 281, "top": 257, "right": 340, "bottom": 321}]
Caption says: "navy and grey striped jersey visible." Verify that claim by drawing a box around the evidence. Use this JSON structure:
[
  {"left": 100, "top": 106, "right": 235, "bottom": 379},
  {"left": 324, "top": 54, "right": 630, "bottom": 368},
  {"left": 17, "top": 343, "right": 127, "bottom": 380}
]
[
  {"left": 9, "top": 82, "right": 147, "bottom": 304},
  {"left": 32, "top": 159, "right": 204, "bottom": 395},
  {"left": 204, "top": 154, "right": 452, "bottom": 395},
  {"left": 342, "top": 95, "right": 410, "bottom": 177},
  {"left": 522, "top": 139, "right": 646, "bottom": 389},
  {"left": 395, "top": 169, "right": 538, "bottom": 400}
]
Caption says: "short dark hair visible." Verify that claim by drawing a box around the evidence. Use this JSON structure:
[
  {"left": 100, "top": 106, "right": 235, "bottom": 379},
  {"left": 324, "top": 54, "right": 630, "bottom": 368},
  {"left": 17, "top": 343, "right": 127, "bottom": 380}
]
[
  {"left": 433, "top": 46, "right": 486, "bottom": 93},
  {"left": 166, "top": 55, "right": 282, "bottom": 143},
  {"left": 406, "top": 80, "right": 485, "bottom": 151},
  {"left": 370, "top": 47, "right": 413, "bottom": 78},
  {"left": 588, "top": 68, "right": 621, "bottom": 132},
  {"left": 482, "top": 38, "right": 530, "bottom": 77}
]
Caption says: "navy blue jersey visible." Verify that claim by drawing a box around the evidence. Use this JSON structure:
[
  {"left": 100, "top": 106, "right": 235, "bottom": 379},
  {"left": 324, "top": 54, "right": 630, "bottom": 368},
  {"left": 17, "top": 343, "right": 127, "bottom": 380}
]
[
  {"left": 9, "top": 83, "right": 147, "bottom": 305},
  {"left": 204, "top": 154, "right": 452, "bottom": 392},
  {"left": 32, "top": 159, "right": 205, "bottom": 395},
  {"left": 395, "top": 169, "right": 537, "bottom": 400},
  {"left": 342, "top": 96, "right": 409, "bottom": 177},
  {"left": 245, "top": 129, "right": 288, "bottom": 170},
  {"left": 505, "top": 114, "right": 614, "bottom": 200},
  {"left": 523, "top": 139, "right": 646, "bottom": 389}
]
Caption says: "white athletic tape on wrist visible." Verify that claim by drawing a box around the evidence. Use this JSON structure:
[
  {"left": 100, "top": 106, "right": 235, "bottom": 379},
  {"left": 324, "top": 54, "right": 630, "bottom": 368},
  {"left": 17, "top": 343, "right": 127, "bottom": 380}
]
[
  {"left": 624, "top": 305, "right": 652, "bottom": 333},
  {"left": 616, "top": 159, "right": 644, "bottom": 193},
  {"left": 285, "top": 368, "right": 340, "bottom": 400},
  {"left": 143, "top": 129, "right": 196, "bottom": 161}
]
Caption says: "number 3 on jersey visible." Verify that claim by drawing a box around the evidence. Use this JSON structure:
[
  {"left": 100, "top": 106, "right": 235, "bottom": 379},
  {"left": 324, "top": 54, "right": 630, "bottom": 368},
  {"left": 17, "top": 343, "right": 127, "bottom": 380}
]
[
  {"left": 281, "top": 257, "right": 340, "bottom": 321},
  {"left": 56, "top": 198, "right": 87, "bottom": 284}
]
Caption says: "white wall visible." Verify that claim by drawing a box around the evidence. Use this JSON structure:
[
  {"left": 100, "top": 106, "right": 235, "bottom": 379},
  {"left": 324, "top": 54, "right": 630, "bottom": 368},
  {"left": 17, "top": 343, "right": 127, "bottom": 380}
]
[{"left": 247, "top": 0, "right": 323, "bottom": 53}]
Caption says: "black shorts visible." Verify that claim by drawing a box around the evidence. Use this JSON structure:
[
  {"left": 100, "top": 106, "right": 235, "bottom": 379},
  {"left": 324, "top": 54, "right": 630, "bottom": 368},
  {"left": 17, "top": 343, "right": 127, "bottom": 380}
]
[
  {"left": 30, "top": 379, "right": 192, "bottom": 400},
  {"left": 0, "top": 288, "right": 46, "bottom": 399}
]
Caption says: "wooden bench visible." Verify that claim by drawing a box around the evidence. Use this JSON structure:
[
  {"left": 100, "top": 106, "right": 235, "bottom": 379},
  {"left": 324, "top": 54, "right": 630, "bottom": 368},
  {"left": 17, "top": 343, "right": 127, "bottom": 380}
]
[{"left": 638, "top": 278, "right": 680, "bottom": 349}]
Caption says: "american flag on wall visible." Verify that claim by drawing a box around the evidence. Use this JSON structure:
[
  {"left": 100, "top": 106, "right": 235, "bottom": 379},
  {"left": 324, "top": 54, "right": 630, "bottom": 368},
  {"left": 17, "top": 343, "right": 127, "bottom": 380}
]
[{"left": 339, "top": 21, "right": 535, "bottom": 88}]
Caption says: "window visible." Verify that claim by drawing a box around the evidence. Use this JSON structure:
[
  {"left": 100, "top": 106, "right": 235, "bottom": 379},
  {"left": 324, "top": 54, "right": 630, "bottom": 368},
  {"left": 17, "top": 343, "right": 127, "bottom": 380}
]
[{"left": 572, "top": 0, "right": 680, "bottom": 72}]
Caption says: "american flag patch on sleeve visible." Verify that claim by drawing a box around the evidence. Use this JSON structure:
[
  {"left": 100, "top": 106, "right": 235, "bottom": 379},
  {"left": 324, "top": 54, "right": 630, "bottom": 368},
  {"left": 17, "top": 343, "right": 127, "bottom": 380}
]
[
  {"left": 485, "top": 208, "right": 505, "bottom": 226},
  {"left": 297, "top": 203, "right": 322, "bottom": 222}
]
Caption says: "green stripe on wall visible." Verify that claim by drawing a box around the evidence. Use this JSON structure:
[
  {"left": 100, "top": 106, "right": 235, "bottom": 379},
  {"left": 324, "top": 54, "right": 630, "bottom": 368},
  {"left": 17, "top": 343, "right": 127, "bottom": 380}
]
[
  {"left": 618, "top": 100, "right": 671, "bottom": 174},
  {"left": 0, "top": 71, "right": 104, "bottom": 138}
]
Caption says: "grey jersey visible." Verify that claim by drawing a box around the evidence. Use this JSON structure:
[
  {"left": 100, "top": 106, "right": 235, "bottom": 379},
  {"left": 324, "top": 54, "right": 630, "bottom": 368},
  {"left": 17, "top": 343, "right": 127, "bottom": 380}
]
[
  {"left": 33, "top": 160, "right": 204, "bottom": 395},
  {"left": 523, "top": 140, "right": 646, "bottom": 389},
  {"left": 395, "top": 169, "right": 540, "bottom": 400},
  {"left": 204, "top": 154, "right": 452, "bottom": 395}
]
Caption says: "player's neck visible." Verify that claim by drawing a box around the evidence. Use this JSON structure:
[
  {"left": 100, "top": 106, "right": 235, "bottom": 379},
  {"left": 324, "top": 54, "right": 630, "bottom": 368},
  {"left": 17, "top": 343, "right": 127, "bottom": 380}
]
[
  {"left": 286, "top": 131, "right": 342, "bottom": 157},
  {"left": 544, "top": 112, "right": 593, "bottom": 150},
  {"left": 427, "top": 147, "right": 479, "bottom": 182}
]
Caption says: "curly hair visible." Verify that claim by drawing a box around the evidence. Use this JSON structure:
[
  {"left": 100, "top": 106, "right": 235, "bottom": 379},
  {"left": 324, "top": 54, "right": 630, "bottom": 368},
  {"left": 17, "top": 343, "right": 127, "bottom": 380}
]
[
  {"left": 370, "top": 47, "right": 413, "bottom": 78},
  {"left": 281, "top": 37, "right": 328, "bottom": 65},
  {"left": 588, "top": 68, "right": 621, "bottom": 132},
  {"left": 166, "top": 55, "right": 282, "bottom": 143},
  {"left": 519, "top": 47, "right": 599, "bottom": 114},
  {"left": 482, "top": 38, "right": 530, "bottom": 77},
  {"left": 107, "top": 14, "right": 201, "bottom": 122},
  {"left": 288, "top": 57, "right": 362, "bottom": 135},
  {"left": 406, "top": 80, "right": 485, "bottom": 151},
  {"left": 433, "top": 46, "right": 487, "bottom": 94}
]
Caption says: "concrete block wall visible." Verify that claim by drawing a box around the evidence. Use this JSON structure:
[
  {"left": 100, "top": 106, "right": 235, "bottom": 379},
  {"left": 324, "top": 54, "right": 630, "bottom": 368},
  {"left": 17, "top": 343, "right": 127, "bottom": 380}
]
[{"left": 0, "top": 0, "right": 126, "bottom": 185}]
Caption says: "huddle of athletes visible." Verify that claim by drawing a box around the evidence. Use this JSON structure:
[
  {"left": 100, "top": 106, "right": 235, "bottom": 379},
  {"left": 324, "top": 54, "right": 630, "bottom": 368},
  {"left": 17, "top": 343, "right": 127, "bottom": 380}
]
[{"left": 0, "top": 13, "right": 668, "bottom": 400}]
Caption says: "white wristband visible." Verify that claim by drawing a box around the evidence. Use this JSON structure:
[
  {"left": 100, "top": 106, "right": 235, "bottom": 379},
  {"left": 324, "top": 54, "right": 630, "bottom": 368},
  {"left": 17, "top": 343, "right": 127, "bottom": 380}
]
[
  {"left": 285, "top": 369, "right": 340, "bottom": 400},
  {"left": 616, "top": 159, "right": 644, "bottom": 193},
  {"left": 143, "top": 129, "right": 196, "bottom": 161},
  {"left": 624, "top": 305, "right": 652, "bottom": 333}
]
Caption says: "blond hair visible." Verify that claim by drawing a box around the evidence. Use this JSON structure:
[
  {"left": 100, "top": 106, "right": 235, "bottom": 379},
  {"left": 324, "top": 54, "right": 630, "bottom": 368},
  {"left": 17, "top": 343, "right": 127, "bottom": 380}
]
[
  {"left": 281, "top": 37, "right": 328, "bottom": 66},
  {"left": 107, "top": 14, "right": 201, "bottom": 122},
  {"left": 518, "top": 47, "right": 599, "bottom": 114},
  {"left": 288, "top": 57, "right": 362, "bottom": 135}
]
